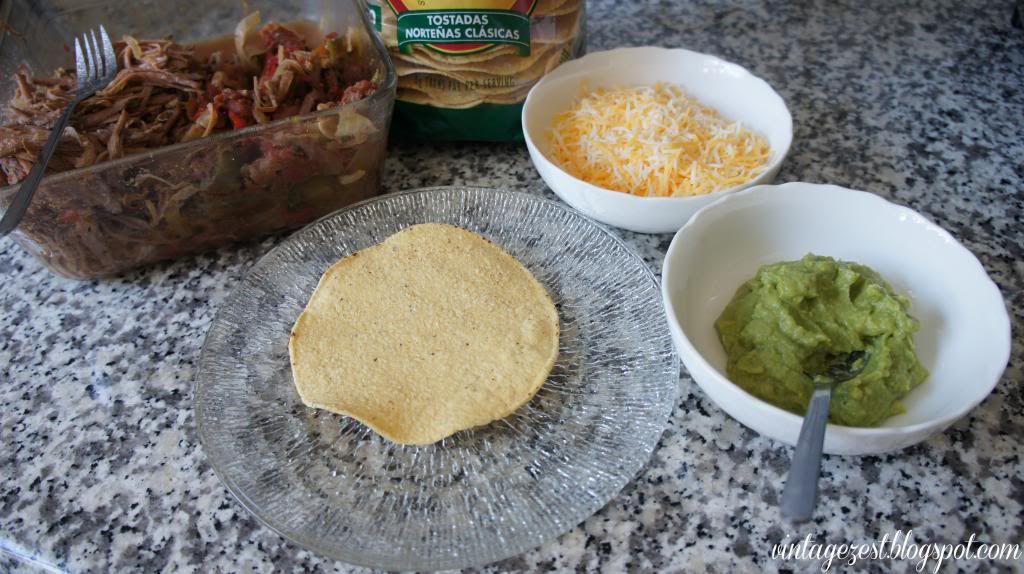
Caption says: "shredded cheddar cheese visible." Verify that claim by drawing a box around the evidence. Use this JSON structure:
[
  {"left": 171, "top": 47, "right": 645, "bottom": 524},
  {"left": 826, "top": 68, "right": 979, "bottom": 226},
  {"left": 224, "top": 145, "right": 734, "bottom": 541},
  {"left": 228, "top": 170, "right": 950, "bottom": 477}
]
[{"left": 547, "top": 83, "right": 772, "bottom": 198}]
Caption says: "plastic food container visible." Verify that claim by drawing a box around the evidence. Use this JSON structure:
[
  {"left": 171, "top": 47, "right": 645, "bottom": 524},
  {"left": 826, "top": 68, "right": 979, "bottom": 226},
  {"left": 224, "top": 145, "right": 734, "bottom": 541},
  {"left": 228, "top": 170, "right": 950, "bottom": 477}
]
[{"left": 0, "top": 0, "right": 396, "bottom": 279}]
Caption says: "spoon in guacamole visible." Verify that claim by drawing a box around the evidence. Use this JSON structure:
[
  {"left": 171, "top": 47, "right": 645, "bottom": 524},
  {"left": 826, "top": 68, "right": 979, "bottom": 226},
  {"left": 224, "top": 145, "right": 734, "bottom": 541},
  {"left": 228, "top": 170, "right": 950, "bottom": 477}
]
[
  {"left": 780, "top": 350, "right": 870, "bottom": 522},
  {"left": 714, "top": 254, "right": 928, "bottom": 518}
]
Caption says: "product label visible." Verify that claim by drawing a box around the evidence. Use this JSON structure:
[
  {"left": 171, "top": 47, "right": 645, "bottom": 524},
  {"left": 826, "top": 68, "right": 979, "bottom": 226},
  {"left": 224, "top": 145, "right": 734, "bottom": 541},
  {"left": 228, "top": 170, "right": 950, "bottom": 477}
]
[
  {"left": 369, "top": 3, "right": 382, "bottom": 31},
  {"left": 385, "top": 0, "right": 536, "bottom": 56}
]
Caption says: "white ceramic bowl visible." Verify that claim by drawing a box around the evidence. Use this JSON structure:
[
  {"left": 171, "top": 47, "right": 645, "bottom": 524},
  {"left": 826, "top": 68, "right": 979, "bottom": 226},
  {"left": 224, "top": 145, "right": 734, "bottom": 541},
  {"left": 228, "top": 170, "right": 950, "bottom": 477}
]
[
  {"left": 522, "top": 46, "right": 793, "bottom": 234},
  {"left": 661, "top": 182, "right": 1011, "bottom": 455}
]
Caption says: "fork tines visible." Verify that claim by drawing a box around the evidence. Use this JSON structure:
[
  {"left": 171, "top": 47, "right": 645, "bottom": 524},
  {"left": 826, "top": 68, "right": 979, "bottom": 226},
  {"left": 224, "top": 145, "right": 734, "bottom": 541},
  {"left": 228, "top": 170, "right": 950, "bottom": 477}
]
[{"left": 73, "top": 25, "right": 116, "bottom": 91}]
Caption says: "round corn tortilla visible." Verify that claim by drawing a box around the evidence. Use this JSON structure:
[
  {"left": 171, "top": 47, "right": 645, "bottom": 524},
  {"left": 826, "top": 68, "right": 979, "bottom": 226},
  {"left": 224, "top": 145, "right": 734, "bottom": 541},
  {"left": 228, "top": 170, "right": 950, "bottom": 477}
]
[
  {"left": 392, "top": 43, "right": 560, "bottom": 77},
  {"left": 377, "top": 0, "right": 584, "bottom": 123},
  {"left": 397, "top": 87, "right": 485, "bottom": 108},
  {"left": 534, "top": 0, "right": 580, "bottom": 17},
  {"left": 288, "top": 223, "right": 560, "bottom": 445},
  {"left": 397, "top": 86, "right": 534, "bottom": 108}
]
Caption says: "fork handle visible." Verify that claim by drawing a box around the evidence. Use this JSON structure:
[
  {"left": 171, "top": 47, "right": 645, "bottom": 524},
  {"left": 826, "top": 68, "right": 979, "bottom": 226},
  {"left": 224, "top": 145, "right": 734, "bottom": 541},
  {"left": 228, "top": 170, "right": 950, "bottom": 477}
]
[
  {"left": 780, "top": 385, "right": 832, "bottom": 522},
  {"left": 0, "top": 97, "right": 81, "bottom": 236}
]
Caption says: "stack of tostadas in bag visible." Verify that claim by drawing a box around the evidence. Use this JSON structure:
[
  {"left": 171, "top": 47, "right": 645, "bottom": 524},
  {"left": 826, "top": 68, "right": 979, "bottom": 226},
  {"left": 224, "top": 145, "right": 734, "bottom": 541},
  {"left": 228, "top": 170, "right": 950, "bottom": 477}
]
[{"left": 369, "top": 0, "right": 585, "bottom": 141}]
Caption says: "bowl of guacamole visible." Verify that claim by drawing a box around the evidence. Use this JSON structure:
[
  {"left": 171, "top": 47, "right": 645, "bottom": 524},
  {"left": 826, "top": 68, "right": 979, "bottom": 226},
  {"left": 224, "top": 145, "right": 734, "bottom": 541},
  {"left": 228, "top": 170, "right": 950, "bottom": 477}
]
[
  {"left": 714, "top": 254, "right": 928, "bottom": 427},
  {"left": 660, "top": 182, "right": 1011, "bottom": 455}
]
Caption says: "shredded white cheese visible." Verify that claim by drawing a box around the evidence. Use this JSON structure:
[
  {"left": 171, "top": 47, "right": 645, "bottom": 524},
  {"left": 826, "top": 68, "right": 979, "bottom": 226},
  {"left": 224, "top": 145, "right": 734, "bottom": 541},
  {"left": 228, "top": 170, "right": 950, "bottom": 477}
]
[{"left": 548, "top": 82, "right": 772, "bottom": 198}]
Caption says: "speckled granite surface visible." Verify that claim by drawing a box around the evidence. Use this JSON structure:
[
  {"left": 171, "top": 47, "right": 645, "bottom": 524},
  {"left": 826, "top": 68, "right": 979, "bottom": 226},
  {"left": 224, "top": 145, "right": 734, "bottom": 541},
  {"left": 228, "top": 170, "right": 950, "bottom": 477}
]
[{"left": 2, "top": 0, "right": 1023, "bottom": 572}]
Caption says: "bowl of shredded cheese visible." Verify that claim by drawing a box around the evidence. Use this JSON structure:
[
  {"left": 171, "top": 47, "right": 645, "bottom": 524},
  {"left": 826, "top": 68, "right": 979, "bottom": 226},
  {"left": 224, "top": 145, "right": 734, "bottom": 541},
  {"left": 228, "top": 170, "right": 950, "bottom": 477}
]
[{"left": 522, "top": 47, "right": 792, "bottom": 233}]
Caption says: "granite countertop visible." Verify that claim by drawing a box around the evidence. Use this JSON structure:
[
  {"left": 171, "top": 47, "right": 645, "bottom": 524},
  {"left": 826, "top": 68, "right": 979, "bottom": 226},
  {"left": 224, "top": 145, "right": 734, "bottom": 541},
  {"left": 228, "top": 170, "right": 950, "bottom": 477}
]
[{"left": 3, "top": 0, "right": 1023, "bottom": 572}]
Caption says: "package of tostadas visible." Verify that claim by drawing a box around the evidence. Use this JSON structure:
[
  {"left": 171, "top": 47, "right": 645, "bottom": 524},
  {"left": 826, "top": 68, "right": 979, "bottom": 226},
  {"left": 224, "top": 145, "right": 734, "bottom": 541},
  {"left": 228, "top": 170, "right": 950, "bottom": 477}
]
[{"left": 368, "top": 0, "right": 586, "bottom": 141}]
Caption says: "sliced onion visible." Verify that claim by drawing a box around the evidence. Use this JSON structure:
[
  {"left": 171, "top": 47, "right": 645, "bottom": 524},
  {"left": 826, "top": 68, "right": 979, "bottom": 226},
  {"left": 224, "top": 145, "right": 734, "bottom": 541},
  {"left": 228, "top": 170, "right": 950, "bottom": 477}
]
[
  {"left": 123, "top": 35, "right": 144, "bottom": 60},
  {"left": 337, "top": 169, "right": 365, "bottom": 185},
  {"left": 234, "top": 11, "right": 264, "bottom": 72},
  {"left": 317, "top": 108, "right": 376, "bottom": 143}
]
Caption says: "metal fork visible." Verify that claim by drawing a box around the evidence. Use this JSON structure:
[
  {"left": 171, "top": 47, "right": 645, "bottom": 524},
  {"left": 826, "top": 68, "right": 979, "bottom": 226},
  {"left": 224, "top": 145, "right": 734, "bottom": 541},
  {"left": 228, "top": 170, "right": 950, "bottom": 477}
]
[{"left": 0, "top": 26, "right": 117, "bottom": 236}]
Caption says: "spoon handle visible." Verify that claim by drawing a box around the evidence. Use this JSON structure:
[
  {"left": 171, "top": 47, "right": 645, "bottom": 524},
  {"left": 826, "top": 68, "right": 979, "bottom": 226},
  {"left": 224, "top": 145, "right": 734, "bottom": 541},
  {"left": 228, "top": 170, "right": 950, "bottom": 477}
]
[{"left": 780, "top": 385, "right": 832, "bottom": 522}]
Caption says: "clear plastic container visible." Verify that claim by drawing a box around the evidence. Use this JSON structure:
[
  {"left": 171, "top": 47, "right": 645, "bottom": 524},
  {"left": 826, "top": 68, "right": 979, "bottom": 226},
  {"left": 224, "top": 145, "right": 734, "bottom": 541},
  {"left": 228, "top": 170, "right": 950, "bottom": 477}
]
[{"left": 0, "top": 0, "right": 396, "bottom": 279}]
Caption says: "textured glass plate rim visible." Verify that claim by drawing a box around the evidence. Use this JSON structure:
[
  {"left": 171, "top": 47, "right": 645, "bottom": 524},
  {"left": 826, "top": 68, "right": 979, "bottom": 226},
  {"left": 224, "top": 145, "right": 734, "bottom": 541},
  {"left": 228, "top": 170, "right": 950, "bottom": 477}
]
[{"left": 194, "top": 186, "right": 680, "bottom": 570}]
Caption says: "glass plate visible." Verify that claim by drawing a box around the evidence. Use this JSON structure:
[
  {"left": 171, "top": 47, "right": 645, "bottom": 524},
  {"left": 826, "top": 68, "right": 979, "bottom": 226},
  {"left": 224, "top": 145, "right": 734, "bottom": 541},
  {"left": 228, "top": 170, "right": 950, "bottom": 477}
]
[{"left": 195, "top": 187, "right": 679, "bottom": 570}]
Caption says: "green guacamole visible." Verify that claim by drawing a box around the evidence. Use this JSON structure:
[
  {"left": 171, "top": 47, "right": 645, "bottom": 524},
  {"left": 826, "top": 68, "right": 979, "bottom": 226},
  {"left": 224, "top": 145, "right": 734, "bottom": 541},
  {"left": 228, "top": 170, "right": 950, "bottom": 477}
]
[{"left": 714, "top": 254, "right": 928, "bottom": 427}]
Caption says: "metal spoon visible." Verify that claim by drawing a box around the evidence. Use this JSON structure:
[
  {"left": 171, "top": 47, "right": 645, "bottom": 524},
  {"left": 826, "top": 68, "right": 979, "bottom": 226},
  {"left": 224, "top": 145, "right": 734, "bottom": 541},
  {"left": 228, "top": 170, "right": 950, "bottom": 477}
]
[{"left": 780, "top": 350, "right": 869, "bottom": 522}]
